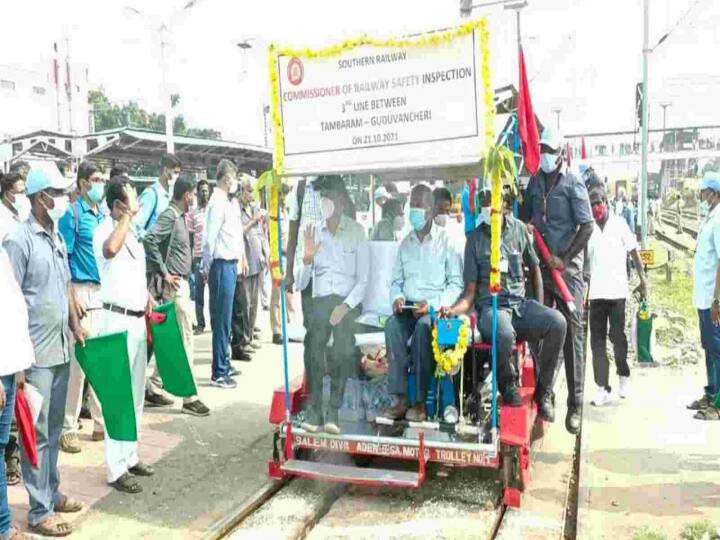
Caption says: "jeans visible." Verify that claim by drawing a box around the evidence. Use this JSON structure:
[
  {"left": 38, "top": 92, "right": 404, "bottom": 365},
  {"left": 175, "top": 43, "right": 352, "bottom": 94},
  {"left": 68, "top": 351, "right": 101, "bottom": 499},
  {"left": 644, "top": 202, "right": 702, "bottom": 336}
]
[
  {"left": 232, "top": 273, "right": 259, "bottom": 350},
  {"left": 209, "top": 260, "right": 237, "bottom": 380},
  {"left": 0, "top": 375, "right": 16, "bottom": 538},
  {"left": 193, "top": 257, "right": 207, "bottom": 329},
  {"left": 590, "top": 299, "right": 630, "bottom": 391},
  {"left": 698, "top": 309, "right": 720, "bottom": 398},
  {"left": 544, "top": 273, "right": 586, "bottom": 408},
  {"left": 478, "top": 300, "right": 566, "bottom": 393},
  {"left": 304, "top": 295, "right": 360, "bottom": 416},
  {"left": 385, "top": 312, "right": 434, "bottom": 402},
  {"left": 21, "top": 364, "right": 70, "bottom": 527}
]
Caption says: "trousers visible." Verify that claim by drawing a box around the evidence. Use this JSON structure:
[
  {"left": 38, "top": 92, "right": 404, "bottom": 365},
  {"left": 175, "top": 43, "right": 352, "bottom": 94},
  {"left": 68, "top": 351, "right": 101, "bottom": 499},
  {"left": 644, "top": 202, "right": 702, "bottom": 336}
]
[
  {"left": 385, "top": 312, "right": 434, "bottom": 402},
  {"left": 478, "top": 300, "right": 567, "bottom": 393},
  {"left": 209, "top": 260, "right": 237, "bottom": 379},
  {"left": 63, "top": 283, "right": 104, "bottom": 435},
  {"left": 21, "top": 363, "right": 70, "bottom": 527},
  {"left": 98, "top": 310, "right": 147, "bottom": 483},
  {"left": 590, "top": 299, "right": 629, "bottom": 391},
  {"left": 232, "top": 273, "right": 259, "bottom": 350},
  {"left": 698, "top": 309, "right": 720, "bottom": 398},
  {"left": 304, "top": 295, "right": 360, "bottom": 415},
  {"left": 0, "top": 375, "right": 15, "bottom": 537},
  {"left": 193, "top": 257, "right": 207, "bottom": 329}
]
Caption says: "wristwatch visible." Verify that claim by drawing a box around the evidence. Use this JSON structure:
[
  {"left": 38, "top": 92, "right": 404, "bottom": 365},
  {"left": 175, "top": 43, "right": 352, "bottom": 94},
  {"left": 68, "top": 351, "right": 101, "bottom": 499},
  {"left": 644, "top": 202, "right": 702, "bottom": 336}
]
[{"left": 713, "top": 298, "right": 720, "bottom": 307}]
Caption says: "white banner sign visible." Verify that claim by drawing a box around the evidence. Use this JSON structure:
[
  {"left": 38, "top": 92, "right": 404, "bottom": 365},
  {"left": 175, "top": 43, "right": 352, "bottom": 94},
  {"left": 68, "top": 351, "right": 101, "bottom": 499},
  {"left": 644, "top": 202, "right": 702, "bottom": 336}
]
[{"left": 275, "top": 29, "right": 488, "bottom": 176}]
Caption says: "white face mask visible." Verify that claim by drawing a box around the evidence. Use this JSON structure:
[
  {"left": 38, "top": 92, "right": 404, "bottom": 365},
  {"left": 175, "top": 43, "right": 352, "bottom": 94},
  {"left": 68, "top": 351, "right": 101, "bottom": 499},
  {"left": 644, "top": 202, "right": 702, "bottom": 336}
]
[
  {"left": 321, "top": 197, "right": 335, "bottom": 220},
  {"left": 434, "top": 214, "right": 449, "bottom": 227},
  {"left": 228, "top": 178, "right": 239, "bottom": 194},
  {"left": 12, "top": 194, "right": 30, "bottom": 220},
  {"left": 540, "top": 152, "right": 560, "bottom": 174},
  {"left": 47, "top": 195, "right": 69, "bottom": 223}
]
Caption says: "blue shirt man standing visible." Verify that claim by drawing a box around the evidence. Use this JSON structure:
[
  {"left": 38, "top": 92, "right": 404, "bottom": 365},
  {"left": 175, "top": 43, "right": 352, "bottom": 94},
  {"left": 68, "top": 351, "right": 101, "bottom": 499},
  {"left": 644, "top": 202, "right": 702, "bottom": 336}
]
[
  {"left": 57, "top": 161, "right": 106, "bottom": 454},
  {"left": 4, "top": 169, "right": 86, "bottom": 536}
]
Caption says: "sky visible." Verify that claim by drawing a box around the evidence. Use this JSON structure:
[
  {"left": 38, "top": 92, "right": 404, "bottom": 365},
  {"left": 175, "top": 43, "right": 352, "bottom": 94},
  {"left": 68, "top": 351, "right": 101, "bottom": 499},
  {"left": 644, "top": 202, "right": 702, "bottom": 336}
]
[{"left": 2, "top": 0, "right": 719, "bottom": 145}]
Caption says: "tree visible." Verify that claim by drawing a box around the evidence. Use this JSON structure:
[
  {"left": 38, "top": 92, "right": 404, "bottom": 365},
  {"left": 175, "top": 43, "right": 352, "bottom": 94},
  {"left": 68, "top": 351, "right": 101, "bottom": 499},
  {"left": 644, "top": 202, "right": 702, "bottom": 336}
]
[{"left": 88, "top": 88, "right": 221, "bottom": 139}]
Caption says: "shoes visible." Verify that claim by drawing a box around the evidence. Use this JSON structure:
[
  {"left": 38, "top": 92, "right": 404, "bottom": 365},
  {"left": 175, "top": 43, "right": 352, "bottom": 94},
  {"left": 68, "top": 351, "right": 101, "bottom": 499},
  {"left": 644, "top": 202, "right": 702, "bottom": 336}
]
[
  {"left": 324, "top": 409, "right": 341, "bottom": 435},
  {"left": 381, "top": 398, "right": 408, "bottom": 420},
  {"left": 182, "top": 400, "right": 211, "bottom": 417},
  {"left": 687, "top": 394, "right": 712, "bottom": 410},
  {"left": 231, "top": 348, "right": 253, "bottom": 362},
  {"left": 618, "top": 376, "right": 630, "bottom": 399},
  {"left": 300, "top": 409, "right": 323, "bottom": 433},
  {"left": 536, "top": 390, "right": 556, "bottom": 423},
  {"left": 144, "top": 390, "right": 173, "bottom": 408},
  {"left": 249, "top": 342, "right": 262, "bottom": 351},
  {"left": 565, "top": 405, "right": 582, "bottom": 435},
  {"left": 109, "top": 472, "right": 142, "bottom": 494},
  {"left": 92, "top": 430, "right": 105, "bottom": 442},
  {"left": 253, "top": 333, "right": 261, "bottom": 341},
  {"left": 591, "top": 386, "right": 612, "bottom": 407},
  {"left": 79, "top": 405, "right": 92, "bottom": 420},
  {"left": 501, "top": 383, "right": 523, "bottom": 407},
  {"left": 272, "top": 334, "right": 283, "bottom": 345},
  {"left": 129, "top": 462, "right": 155, "bottom": 477},
  {"left": 254, "top": 326, "right": 261, "bottom": 332},
  {"left": 405, "top": 403, "right": 427, "bottom": 422},
  {"left": 211, "top": 376, "right": 237, "bottom": 389},
  {"left": 59, "top": 432, "right": 81, "bottom": 454},
  {"left": 228, "top": 366, "right": 241, "bottom": 378},
  {"left": 193, "top": 326, "right": 205, "bottom": 336}
]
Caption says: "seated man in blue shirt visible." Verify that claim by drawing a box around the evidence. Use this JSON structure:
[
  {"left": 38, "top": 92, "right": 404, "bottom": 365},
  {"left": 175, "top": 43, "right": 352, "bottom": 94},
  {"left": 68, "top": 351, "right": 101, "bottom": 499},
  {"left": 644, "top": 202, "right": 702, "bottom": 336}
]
[
  {"left": 298, "top": 176, "right": 369, "bottom": 435},
  {"left": 442, "top": 189, "right": 566, "bottom": 418},
  {"left": 382, "top": 184, "right": 464, "bottom": 422}
]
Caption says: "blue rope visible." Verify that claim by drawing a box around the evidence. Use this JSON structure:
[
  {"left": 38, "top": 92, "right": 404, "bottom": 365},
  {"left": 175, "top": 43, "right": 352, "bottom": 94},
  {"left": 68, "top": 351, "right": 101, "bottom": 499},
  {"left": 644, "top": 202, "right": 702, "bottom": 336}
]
[
  {"left": 275, "top": 191, "right": 291, "bottom": 422},
  {"left": 491, "top": 293, "right": 498, "bottom": 431}
]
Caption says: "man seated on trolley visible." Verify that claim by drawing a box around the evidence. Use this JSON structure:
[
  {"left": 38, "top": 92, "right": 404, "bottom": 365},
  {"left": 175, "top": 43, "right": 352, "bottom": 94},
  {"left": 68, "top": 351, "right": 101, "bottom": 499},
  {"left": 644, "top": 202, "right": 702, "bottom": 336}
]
[
  {"left": 382, "top": 184, "right": 464, "bottom": 422},
  {"left": 297, "top": 175, "right": 369, "bottom": 435},
  {"left": 441, "top": 188, "right": 566, "bottom": 421}
]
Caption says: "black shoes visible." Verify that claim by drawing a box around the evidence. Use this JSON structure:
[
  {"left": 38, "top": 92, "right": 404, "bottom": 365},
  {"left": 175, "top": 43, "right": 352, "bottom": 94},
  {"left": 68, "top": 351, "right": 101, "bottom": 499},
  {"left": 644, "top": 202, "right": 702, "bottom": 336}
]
[
  {"left": 501, "top": 383, "right": 523, "bottom": 407},
  {"left": 565, "top": 405, "right": 582, "bottom": 435},
  {"left": 536, "top": 391, "right": 556, "bottom": 423},
  {"left": 231, "top": 347, "right": 253, "bottom": 362},
  {"left": 144, "top": 390, "right": 173, "bottom": 408},
  {"left": 272, "top": 334, "right": 283, "bottom": 345},
  {"left": 181, "top": 400, "right": 210, "bottom": 417}
]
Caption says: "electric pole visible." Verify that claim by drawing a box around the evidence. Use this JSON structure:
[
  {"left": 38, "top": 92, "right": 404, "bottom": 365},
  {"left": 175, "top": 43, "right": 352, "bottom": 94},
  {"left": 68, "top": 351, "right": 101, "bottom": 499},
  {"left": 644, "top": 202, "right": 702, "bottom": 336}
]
[
  {"left": 640, "top": 0, "right": 649, "bottom": 249},
  {"left": 552, "top": 108, "right": 562, "bottom": 130}
]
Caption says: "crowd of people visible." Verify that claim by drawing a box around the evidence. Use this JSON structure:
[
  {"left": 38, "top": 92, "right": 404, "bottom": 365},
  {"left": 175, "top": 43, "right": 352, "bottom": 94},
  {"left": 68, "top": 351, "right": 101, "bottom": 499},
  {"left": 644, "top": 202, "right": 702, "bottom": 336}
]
[{"left": 0, "top": 155, "right": 277, "bottom": 537}]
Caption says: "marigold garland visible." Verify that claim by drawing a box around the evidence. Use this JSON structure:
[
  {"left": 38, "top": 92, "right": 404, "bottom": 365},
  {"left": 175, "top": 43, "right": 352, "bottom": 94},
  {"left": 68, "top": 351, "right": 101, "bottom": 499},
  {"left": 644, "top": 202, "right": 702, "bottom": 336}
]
[{"left": 432, "top": 319, "right": 469, "bottom": 377}]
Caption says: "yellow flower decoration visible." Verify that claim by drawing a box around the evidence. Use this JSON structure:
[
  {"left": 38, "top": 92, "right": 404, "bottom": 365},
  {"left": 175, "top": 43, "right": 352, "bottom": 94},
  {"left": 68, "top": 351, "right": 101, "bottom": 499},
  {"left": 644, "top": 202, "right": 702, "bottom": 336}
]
[{"left": 432, "top": 319, "right": 469, "bottom": 377}]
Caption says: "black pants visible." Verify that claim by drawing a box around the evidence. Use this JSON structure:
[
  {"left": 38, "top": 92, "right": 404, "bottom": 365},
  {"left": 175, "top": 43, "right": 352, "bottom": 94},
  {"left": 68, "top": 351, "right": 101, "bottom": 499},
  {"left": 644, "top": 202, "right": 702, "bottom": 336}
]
[
  {"left": 193, "top": 257, "right": 207, "bottom": 329},
  {"left": 231, "top": 273, "right": 259, "bottom": 350},
  {"left": 478, "top": 300, "right": 567, "bottom": 393},
  {"left": 590, "top": 299, "right": 629, "bottom": 391},
  {"left": 304, "top": 295, "right": 360, "bottom": 416},
  {"left": 544, "top": 272, "right": 586, "bottom": 408}
]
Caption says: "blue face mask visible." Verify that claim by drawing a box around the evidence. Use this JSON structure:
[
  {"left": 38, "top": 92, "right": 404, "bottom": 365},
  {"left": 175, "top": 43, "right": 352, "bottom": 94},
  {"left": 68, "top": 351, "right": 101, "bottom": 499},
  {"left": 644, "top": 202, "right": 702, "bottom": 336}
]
[
  {"left": 409, "top": 207, "right": 427, "bottom": 231},
  {"left": 88, "top": 182, "right": 105, "bottom": 204},
  {"left": 540, "top": 152, "right": 560, "bottom": 174}
]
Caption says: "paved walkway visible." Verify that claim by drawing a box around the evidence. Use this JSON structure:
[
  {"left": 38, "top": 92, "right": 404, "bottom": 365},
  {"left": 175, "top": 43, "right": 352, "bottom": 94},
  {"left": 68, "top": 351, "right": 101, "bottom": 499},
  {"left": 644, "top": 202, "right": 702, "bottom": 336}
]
[
  {"left": 11, "top": 318, "right": 303, "bottom": 539},
  {"left": 578, "top": 354, "right": 720, "bottom": 538}
]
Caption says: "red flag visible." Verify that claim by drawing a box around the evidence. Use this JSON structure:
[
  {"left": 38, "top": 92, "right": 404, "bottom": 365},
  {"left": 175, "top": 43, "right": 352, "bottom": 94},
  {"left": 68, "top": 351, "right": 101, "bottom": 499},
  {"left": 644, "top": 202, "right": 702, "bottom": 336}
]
[
  {"left": 517, "top": 47, "right": 540, "bottom": 175},
  {"left": 566, "top": 142, "right": 572, "bottom": 167},
  {"left": 15, "top": 389, "right": 38, "bottom": 468},
  {"left": 581, "top": 136, "right": 587, "bottom": 159}
]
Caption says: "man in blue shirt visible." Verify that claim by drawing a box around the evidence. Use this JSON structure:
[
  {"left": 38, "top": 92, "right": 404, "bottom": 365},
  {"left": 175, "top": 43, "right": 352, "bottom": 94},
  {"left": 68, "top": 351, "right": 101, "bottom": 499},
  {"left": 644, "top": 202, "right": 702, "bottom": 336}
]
[
  {"left": 524, "top": 127, "right": 594, "bottom": 435},
  {"left": 689, "top": 172, "right": 720, "bottom": 419},
  {"left": 58, "top": 161, "right": 106, "bottom": 455},
  {"left": 133, "top": 154, "right": 181, "bottom": 407}
]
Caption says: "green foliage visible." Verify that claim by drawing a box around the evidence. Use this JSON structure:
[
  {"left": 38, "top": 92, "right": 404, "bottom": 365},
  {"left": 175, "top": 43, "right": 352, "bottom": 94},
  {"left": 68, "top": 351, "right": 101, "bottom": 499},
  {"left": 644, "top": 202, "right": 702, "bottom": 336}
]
[
  {"left": 631, "top": 526, "right": 667, "bottom": 540},
  {"left": 680, "top": 520, "right": 718, "bottom": 540},
  {"left": 88, "top": 88, "right": 221, "bottom": 139}
]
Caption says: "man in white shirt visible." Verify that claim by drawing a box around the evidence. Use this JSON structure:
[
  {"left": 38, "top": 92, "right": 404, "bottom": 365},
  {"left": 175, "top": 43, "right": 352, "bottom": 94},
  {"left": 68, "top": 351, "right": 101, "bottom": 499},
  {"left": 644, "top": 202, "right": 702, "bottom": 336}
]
[
  {"left": 297, "top": 176, "right": 368, "bottom": 434},
  {"left": 587, "top": 186, "right": 647, "bottom": 406},
  {"left": 94, "top": 177, "right": 156, "bottom": 494},
  {"left": 203, "top": 160, "right": 244, "bottom": 389},
  {"left": 382, "top": 184, "right": 464, "bottom": 422},
  {"left": 0, "top": 171, "right": 29, "bottom": 242}
]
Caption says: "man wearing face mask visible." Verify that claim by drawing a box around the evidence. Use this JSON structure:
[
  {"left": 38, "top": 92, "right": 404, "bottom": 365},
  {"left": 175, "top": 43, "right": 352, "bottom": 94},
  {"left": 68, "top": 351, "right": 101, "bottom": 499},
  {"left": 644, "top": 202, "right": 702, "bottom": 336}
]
[
  {"left": 231, "top": 176, "right": 266, "bottom": 361},
  {"left": 586, "top": 187, "right": 647, "bottom": 407},
  {"left": 432, "top": 187, "right": 453, "bottom": 228},
  {"left": 134, "top": 154, "right": 182, "bottom": 241},
  {"left": 688, "top": 172, "right": 720, "bottom": 420},
  {"left": 187, "top": 180, "right": 211, "bottom": 335},
  {"left": 144, "top": 178, "right": 210, "bottom": 417},
  {"left": 203, "top": 160, "right": 245, "bottom": 389},
  {"left": 0, "top": 172, "right": 29, "bottom": 240},
  {"left": 523, "top": 127, "right": 594, "bottom": 435},
  {"left": 382, "top": 184, "right": 464, "bottom": 422},
  {"left": 3, "top": 169, "right": 87, "bottom": 536},
  {"left": 372, "top": 198, "right": 404, "bottom": 241},
  {"left": 297, "top": 176, "right": 369, "bottom": 434},
  {"left": 58, "top": 161, "right": 107, "bottom": 454}
]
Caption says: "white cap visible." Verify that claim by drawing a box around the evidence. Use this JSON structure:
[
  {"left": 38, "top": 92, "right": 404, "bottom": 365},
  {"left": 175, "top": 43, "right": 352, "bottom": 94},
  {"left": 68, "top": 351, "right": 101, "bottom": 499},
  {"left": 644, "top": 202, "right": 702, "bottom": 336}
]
[
  {"left": 374, "top": 186, "right": 390, "bottom": 201},
  {"left": 540, "top": 126, "right": 563, "bottom": 151}
]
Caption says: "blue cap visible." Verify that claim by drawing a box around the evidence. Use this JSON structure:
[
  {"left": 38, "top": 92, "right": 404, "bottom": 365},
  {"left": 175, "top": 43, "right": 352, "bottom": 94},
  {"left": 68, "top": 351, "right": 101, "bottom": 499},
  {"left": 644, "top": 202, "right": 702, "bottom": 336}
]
[
  {"left": 700, "top": 171, "right": 720, "bottom": 193},
  {"left": 578, "top": 160, "right": 588, "bottom": 175},
  {"left": 24, "top": 168, "right": 72, "bottom": 196}
]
